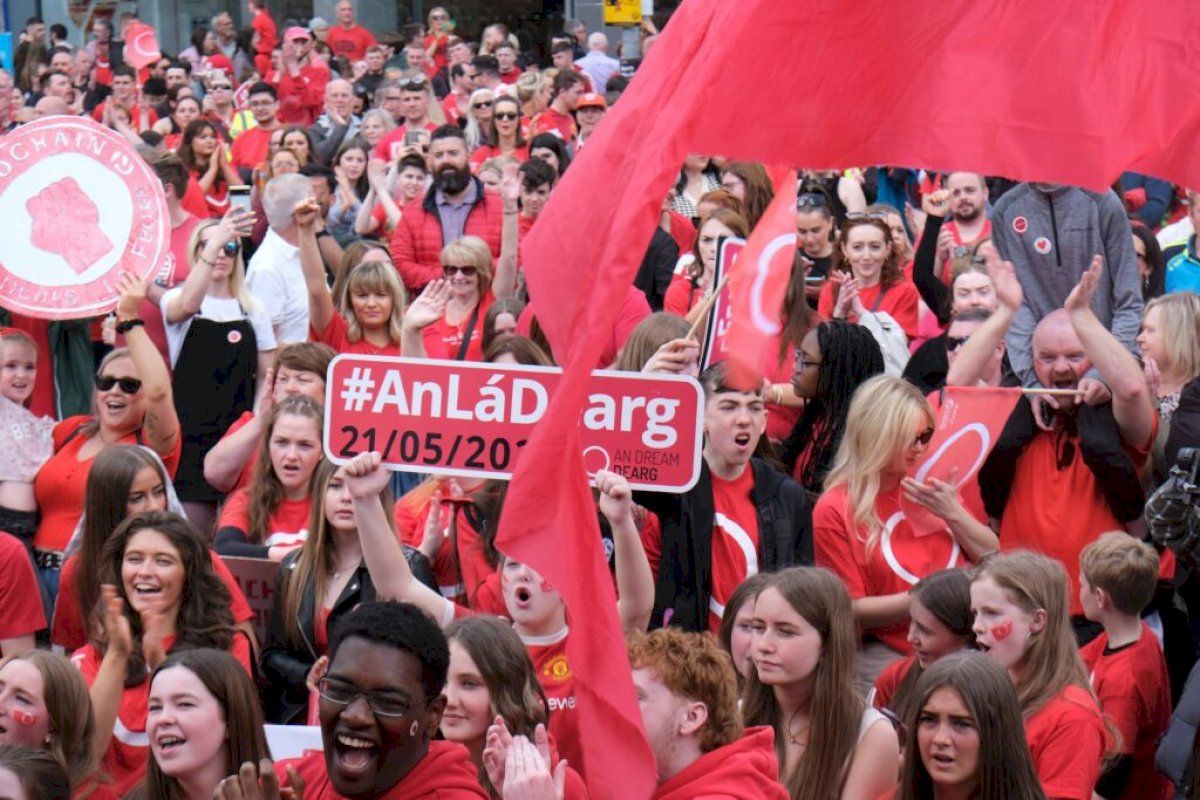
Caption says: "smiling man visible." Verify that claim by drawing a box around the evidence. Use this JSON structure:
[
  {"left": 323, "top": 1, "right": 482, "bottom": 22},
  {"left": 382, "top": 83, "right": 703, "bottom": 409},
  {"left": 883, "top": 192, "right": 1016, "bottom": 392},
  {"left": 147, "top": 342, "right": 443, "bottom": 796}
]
[{"left": 277, "top": 601, "right": 485, "bottom": 799}]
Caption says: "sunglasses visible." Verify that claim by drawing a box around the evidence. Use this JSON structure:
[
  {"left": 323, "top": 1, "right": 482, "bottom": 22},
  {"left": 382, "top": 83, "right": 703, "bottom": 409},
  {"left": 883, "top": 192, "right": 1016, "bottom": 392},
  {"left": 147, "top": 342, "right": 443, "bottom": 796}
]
[
  {"left": 400, "top": 77, "right": 428, "bottom": 89},
  {"left": 846, "top": 211, "right": 890, "bottom": 221},
  {"left": 494, "top": 111, "right": 518, "bottom": 121},
  {"left": 473, "top": 101, "right": 494, "bottom": 110},
  {"left": 210, "top": 84, "right": 232, "bottom": 90},
  {"left": 945, "top": 335, "right": 969, "bottom": 352},
  {"left": 198, "top": 240, "right": 241, "bottom": 258},
  {"left": 443, "top": 265, "right": 478, "bottom": 277},
  {"left": 796, "top": 192, "right": 828, "bottom": 209},
  {"left": 96, "top": 375, "right": 143, "bottom": 393},
  {"left": 912, "top": 427, "right": 935, "bottom": 448}
]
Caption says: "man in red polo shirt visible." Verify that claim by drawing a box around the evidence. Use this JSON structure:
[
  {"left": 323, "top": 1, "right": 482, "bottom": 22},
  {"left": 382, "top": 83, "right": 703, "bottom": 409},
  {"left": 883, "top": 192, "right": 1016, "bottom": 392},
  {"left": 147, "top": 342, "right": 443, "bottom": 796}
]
[
  {"left": 275, "top": 26, "right": 329, "bottom": 125},
  {"left": 325, "top": 0, "right": 376, "bottom": 61},
  {"left": 531, "top": 71, "right": 584, "bottom": 143}
]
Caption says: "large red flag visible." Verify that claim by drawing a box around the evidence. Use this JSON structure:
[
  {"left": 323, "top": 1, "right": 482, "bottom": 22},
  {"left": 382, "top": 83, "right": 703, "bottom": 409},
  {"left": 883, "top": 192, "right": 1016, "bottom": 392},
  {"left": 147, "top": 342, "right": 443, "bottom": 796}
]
[
  {"left": 723, "top": 169, "right": 799, "bottom": 389},
  {"left": 501, "top": 1, "right": 1200, "bottom": 794},
  {"left": 123, "top": 21, "right": 161, "bottom": 70}
]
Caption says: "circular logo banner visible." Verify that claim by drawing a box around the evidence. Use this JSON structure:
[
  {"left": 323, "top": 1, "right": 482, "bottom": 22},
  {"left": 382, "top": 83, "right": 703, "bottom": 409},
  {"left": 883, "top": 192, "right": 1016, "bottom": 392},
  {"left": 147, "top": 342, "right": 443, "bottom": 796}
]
[{"left": 0, "top": 115, "right": 169, "bottom": 320}]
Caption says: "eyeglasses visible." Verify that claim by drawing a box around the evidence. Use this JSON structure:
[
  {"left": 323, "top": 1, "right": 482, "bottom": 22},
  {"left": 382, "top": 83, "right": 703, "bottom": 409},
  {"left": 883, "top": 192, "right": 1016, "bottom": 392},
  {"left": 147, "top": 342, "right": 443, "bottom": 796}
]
[
  {"left": 443, "top": 265, "right": 478, "bottom": 277},
  {"left": 494, "top": 111, "right": 518, "bottom": 121},
  {"left": 317, "top": 677, "right": 412, "bottom": 718},
  {"left": 473, "top": 100, "right": 494, "bottom": 110},
  {"left": 796, "top": 192, "right": 827, "bottom": 210},
  {"left": 912, "top": 427, "right": 935, "bottom": 448},
  {"left": 792, "top": 351, "right": 822, "bottom": 372},
  {"left": 96, "top": 375, "right": 143, "bottom": 393},
  {"left": 430, "top": 13, "right": 449, "bottom": 20},
  {"left": 399, "top": 77, "right": 428, "bottom": 90},
  {"left": 945, "top": 335, "right": 969, "bottom": 352}
]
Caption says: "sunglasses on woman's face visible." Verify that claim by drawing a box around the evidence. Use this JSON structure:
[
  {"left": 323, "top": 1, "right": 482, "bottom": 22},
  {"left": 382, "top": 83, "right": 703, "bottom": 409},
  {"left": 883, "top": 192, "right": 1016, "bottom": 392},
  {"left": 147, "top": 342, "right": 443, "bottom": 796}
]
[
  {"left": 198, "top": 240, "right": 240, "bottom": 258},
  {"left": 912, "top": 427, "right": 935, "bottom": 448},
  {"left": 494, "top": 111, "right": 518, "bottom": 121},
  {"left": 96, "top": 375, "right": 143, "bottom": 393},
  {"left": 473, "top": 101, "right": 493, "bottom": 110},
  {"left": 443, "top": 265, "right": 478, "bottom": 277}
]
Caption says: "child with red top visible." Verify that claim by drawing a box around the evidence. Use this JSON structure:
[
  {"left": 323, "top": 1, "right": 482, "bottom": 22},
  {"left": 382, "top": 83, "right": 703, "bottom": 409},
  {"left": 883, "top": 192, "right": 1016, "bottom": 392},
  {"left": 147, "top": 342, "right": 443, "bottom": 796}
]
[
  {"left": 215, "top": 396, "right": 323, "bottom": 560},
  {"left": 299, "top": 197, "right": 406, "bottom": 356},
  {"left": 273, "top": 600, "right": 487, "bottom": 799},
  {"left": 52, "top": 446, "right": 253, "bottom": 654},
  {"left": 76, "top": 512, "right": 253, "bottom": 796},
  {"left": 971, "top": 551, "right": 1109, "bottom": 800},
  {"left": 815, "top": 376, "right": 996, "bottom": 690},
  {"left": 870, "top": 569, "right": 973, "bottom": 717},
  {"left": 203, "top": 343, "right": 333, "bottom": 496},
  {"left": 1078, "top": 533, "right": 1172, "bottom": 800},
  {"left": 403, "top": 225, "right": 519, "bottom": 363},
  {"left": 262, "top": 454, "right": 435, "bottom": 724},
  {"left": 818, "top": 216, "right": 921, "bottom": 340},
  {"left": 360, "top": 460, "right": 654, "bottom": 783}
]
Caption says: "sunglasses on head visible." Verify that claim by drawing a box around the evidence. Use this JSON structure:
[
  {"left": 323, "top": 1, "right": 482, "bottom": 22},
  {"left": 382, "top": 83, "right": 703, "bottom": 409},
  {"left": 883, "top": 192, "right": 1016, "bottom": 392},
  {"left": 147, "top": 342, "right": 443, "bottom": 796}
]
[
  {"left": 945, "top": 335, "right": 969, "bottom": 352},
  {"left": 494, "top": 111, "right": 518, "bottom": 121},
  {"left": 400, "top": 77, "right": 428, "bottom": 90},
  {"left": 96, "top": 375, "right": 142, "bottom": 393},
  {"left": 796, "top": 192, "right": 828, "bottom": 209},
  {"left": 443, "top": 264, "right": 478, "bottom": 277},
  {"left": 846, "top": 211, "right": 890, "bottom": 221}
]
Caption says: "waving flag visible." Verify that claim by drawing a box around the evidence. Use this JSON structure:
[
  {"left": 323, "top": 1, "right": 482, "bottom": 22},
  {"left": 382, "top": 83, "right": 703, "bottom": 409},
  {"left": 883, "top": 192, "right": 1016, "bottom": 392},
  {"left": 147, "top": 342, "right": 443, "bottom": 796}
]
[{"left": 123, "top": 21, "right": 161, "bottom": 70}]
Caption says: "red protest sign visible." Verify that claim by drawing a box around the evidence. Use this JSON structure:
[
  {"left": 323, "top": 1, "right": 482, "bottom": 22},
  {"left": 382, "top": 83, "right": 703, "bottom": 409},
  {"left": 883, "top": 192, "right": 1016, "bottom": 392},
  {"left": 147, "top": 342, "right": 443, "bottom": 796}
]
[
  {"left": 0, "top": 116, "right": 169, "bottom": 320},
  {"left": 700, "top": 237, "right": 743, "bottom": 370},
  {"left": 324, "top": 355, "right": 704, "bottom": 492},
  {"left": 219, "top": 555, "right": 280, "bottom": 645}
]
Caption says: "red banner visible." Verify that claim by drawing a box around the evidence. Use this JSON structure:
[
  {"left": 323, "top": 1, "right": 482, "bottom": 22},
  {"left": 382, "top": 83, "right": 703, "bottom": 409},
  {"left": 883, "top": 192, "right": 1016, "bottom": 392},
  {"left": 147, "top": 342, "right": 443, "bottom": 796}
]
[
  {"left": 324, "top": 355, "right": 703, "bottom": 492},
  {"left": 123, "top": 21, "right": 161, "bottom": 70},
  {"left": 700, "top": 238, "right": 743, "bottom": 370}
]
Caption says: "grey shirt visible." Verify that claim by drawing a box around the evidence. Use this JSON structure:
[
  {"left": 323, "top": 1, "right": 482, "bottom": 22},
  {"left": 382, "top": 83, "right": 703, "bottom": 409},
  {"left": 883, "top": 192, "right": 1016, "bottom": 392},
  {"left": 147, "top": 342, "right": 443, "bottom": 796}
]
[{"left": 435, "top": 180, "right": 478, "bottom": 246}]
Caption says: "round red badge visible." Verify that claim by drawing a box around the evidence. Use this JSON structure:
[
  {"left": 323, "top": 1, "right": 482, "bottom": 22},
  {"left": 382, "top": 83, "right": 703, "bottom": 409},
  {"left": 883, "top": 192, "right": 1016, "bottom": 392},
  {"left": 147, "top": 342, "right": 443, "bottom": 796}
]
[
  {"left": 1034, "top": 237, "right": 1052, "bottom": 255},
  {"left": 0, "top": 116, "right": 169, "bottom": 320},
  {"left": 227, "top": 330, "right": 243, "bottom": 345},
  {"left": 1012, "top": 216, "right": 1028, "bottom": 234}
]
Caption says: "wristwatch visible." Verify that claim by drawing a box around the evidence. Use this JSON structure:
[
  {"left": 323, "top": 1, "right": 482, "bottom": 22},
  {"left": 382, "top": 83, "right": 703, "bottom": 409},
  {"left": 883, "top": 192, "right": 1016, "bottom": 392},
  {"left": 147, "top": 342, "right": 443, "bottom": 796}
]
[{"left": 115, "top": 318, "right": 145, "bottom": 335}]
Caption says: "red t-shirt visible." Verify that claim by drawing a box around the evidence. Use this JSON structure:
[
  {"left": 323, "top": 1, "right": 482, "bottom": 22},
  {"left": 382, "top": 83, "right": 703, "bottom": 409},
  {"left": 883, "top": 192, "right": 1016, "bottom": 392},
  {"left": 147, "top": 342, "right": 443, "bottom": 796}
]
[
  {"left": 999, "top": 419, "right": 1156, "bottom": 616},
  {"left": 1079, "top": 625, "right": 1172, "bottom": 800},
  {"left": 73, "top": 633, "right": 252, "bottom": 796},
  {"left": 498, "top": 67, "right": 523, "bottom": 85},
  {"left": 530, "top": 108, "right": 577, "bottom": 143},
  {"left": 372, "top": 122, "right": 440, "bottom": 162},
  {"left": 218, "top": 488, "right": 311, "bottom": 550},
  {"left": 424, "top": 34, "right": 449, "bottom": 72},
  {"left": 230, "top": 125, "right": 273, "bottom": 172},
  {"left": 275, "top": 741, "right": 487, "bottom": 800},
  {"left": 813, "top": 484, "right": 968, "bottom": 654},
  {"left": 708, "top": 467, "right": 759, "bottom": 633},
  {"left": 1023, "top": 684, "right": 1107, "bottom": 800},
  {"left": 53, "top": 549, "right": 254, "bottom": 652},
  {"left": 394, "top": 493, "right": 492, "bottom": 605},
  {"left": 187, "top": 166, "right": 230, "bottom": 218},
  {"left": 34, "top": 419, "right": 182, "bottom": 552},
  {"left": 214, "top": 411, "right": 258, "bottom": 495},
  {"left": 871, "top": 654, "right": 916, "bottom": 711},
  {"left": 311, "top": 313, "right": 401, "bottom": 357},
  {"left": 816, "top": 279, "right": 921, "bottom": 339},
  {"left": 325, "top": 25, "right": 377, "bottom": 61},
  {"left": 663, "top": 273, "right": 701, "bottom": 318},
  {"left": 252, "top": 10, "right": 278, "bottom": 55},
  {"left": 90, "top": 102, "right": 158, "bottom": 131},
  {"left": 469, "top": 143, "right": 530, "bottom": 172},
  {"left": 421, "top": 293, "right": 494, "bottom": 362},
  {"left": 0, "top": 532, "right": 45, "bottom": 638},
  {"left": 524, "top": 630, "right": 585, "bottom": 780}
]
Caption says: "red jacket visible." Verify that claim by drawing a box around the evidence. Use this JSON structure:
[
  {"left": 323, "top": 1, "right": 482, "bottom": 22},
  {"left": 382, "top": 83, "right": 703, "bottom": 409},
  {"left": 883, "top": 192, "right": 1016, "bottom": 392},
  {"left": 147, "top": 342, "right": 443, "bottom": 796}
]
[
  {"left": 653, "top": 727, "right": 789, "bottom": 800},
  {"left": 275, "top": 62, "right": 329, "bottom": 125},
  {"left": 389, "top": 179, "right": 504, "bottom": 294}
]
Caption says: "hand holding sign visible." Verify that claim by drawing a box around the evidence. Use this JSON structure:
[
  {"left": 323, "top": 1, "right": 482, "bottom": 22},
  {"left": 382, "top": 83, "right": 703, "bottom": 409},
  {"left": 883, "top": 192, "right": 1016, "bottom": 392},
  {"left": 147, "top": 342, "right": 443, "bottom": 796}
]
[{"left": 28, "top": 177, "right": 114, "bottom": 274}]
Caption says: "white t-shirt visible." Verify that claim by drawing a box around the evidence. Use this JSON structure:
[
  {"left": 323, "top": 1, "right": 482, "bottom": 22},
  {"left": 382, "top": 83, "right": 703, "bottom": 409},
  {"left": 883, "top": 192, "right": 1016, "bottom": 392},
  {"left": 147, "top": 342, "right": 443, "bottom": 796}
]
[
  {"left": 245, "top": 228, "right": 310, "bottom": 344},
  {"left": 160, "top": 289, "right": 276, "bottom": 368}
]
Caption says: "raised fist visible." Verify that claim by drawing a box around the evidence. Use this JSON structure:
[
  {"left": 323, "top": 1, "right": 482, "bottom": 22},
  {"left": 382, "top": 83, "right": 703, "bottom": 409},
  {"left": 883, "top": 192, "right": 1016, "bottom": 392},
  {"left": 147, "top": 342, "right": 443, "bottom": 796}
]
[{"left": 27, "top": 177, "right": 114, "bottom": 275}]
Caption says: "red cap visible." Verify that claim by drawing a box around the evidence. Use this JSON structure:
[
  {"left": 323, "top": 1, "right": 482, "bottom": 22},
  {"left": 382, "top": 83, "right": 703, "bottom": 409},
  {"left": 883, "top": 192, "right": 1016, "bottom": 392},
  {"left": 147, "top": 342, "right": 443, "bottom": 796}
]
[
  {"left": 576, "top": 92, "right": 607, "bottom": 110},
  {"left": 284, "top": 26, "right": 312, "bottom": 42}
]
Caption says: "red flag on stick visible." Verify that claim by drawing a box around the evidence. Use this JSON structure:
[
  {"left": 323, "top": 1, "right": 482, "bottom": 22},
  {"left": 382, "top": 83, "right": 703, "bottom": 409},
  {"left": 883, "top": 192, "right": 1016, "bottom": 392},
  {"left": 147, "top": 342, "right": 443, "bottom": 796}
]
[
  {"left": 501, "top": 2, "right": 1200, "bottom": 796},
  {"left": 723, "top": 169, "right": 799, "bottom": 389},
  {"left": 123, "top": 21, "right": 161, "bottom": 70}
]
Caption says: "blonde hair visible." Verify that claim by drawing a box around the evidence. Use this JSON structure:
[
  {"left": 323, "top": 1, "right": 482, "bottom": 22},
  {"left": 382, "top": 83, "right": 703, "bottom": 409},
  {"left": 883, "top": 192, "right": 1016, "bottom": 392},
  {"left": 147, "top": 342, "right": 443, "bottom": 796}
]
[
  {"left": 188, "top": 220, "right": 259, "bottom": 314},
  {"left": 439, "top": 236, "right": 494, "bottom": 296},
  {"left": 340, "top": 259, "right": 406, "bottom": 345},
  {"left": 464, "top": 88, "right": 496, "bottom": 150},
  {"left": 1079, "top": 532, "right": 1160, "bottom": 616},
  {"left": 1144, "top": 292, "right": 1200, "bottom": 384},
  {"left": 514, "top": 71, "right": 547, "bottom": 106},
  {"left": 823, "top": 375, "right": 935, "bottom": 549}
]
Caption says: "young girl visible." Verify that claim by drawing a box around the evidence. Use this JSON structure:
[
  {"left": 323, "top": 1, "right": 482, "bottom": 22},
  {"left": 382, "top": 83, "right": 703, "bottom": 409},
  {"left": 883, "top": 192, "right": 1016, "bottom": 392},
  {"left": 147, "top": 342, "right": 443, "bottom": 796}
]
[
  {"left": 142, "top": 649, "right": 270, "bottom": 800},
  {"left": 214, "top": 396, "right": 323, "bottom": 560},
  {"left": 75, "top": 511, "right": 251, "bottom": 795},
  {"left": 744, "top": 567, "right": 899, "bottom": 800},
  {"left": 53, "top": 446, "right": 253, "bottom": 654},
  {"left": 871, "top": 569, "right": 973, "bottom": 719},
  {"left": 261, "top": 456, "right": 434, "bottom": 724},
  {"left": 971, "top": 551, "right": 1108, "bottom": 800},
  {"left": 895, "top": 651, "right": 1045, "bottom": 800},
  {"left": 177, "top": 120, "right": 240, "bottom": 218},
  {"left": 327, "top": 141, "right": 370, "bottom": 246},
  {"left": 815, "top": 376, "right": 995, "bottom": 688},
  {"left": 0, "top": 330, "right": 53, "bottom": 552},
  {"left": 441, "top": 615, "right": 586, "bottom": 798},
  {"left": 717, "top": 572, "right": 770, "bottom": 686}
]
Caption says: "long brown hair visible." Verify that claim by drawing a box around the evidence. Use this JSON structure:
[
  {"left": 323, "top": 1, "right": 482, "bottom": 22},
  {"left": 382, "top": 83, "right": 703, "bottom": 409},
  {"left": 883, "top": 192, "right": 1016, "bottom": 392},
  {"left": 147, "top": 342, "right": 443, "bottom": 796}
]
[
  {"left": 832, "top": 216, "right": 904, "bottom": 289},
  {"left": 0, "top": 652, "right": 96, "bottom": 790},
  {"left": 742, "top": 568, "right": 862, "bottom": 799},
  {"left": 722, "top": 161, "right": 774, "bottom": 229},
  {"left": 246, "top": 396, "right": 323, "bottom": 545},
  {"left": 688, "top": 208, "right": 750, "bottom": 283},
  {"left": 0, "top": 744, "right": 71, "bottom": 800},
  {"left": 613, "top": 312, "right": 689, "bottom": 372},
  {"left": 888, "top": 569, "right": 973, "bottom": 721}
]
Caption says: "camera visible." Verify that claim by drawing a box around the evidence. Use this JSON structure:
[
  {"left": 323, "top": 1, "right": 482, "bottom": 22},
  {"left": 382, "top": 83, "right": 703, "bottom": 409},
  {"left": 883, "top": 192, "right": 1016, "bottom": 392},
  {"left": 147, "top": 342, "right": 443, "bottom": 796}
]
[{"left": 1146, "top": 447, "right": 1200, "bottom": 558}]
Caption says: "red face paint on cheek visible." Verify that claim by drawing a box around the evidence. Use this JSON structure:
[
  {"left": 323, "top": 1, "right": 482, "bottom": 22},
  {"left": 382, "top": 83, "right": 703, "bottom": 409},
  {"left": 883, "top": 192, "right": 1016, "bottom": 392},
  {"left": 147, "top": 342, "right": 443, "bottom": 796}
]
[
  {"left": 539, "top": 578, "right": 555, "bottom": 593},
  {"left": 11, "top": 709, "right": 37, "bottom": 727},
  {"left": 990, "top": 621, "right": 1013, "bottom": 641}
]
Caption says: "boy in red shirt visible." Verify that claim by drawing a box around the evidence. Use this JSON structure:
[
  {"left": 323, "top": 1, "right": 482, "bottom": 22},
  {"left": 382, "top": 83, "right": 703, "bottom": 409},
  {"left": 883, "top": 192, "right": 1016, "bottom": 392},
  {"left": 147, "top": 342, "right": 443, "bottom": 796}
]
[{"left": 1078, "top": 533, "right": 1173, "bottom": 800}]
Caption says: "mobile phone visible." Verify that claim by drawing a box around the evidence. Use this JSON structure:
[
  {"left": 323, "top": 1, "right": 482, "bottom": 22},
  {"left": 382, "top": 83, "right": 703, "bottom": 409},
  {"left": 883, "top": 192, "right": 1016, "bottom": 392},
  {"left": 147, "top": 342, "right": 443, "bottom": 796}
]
[
  {"left": 229, "top": 185, "right": 252, "bottom": 215},
  {"left": 404, "top": 130, "right": 422, "bottom": 147}
]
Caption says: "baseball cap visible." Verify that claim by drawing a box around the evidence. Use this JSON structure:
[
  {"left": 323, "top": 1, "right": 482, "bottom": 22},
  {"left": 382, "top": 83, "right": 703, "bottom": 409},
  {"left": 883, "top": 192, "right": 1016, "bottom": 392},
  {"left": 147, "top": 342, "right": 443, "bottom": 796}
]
[
  {"left": 284, "top": 26, "right": 311, "bottom": 42},
  {"left": 576, "top": 92, "right": 606, "bottom": 110}
]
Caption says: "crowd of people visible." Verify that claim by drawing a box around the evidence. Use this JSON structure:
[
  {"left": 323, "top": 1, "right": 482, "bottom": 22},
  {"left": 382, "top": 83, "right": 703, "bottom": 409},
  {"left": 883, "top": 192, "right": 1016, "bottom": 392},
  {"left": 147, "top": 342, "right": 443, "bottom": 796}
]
[{"left": 2, "top": 3, "right": 1200, "bottom": 800}]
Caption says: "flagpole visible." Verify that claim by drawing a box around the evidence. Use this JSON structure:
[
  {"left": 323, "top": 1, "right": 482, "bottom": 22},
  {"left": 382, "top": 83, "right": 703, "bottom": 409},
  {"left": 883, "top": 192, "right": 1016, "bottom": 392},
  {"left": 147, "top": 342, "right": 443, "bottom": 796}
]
[
  {"left": 685, "top": 275, "right": 729, "bottom": 342},
  {"left": 1021, "top": 388, "right": 1083, "bottom": 397}
]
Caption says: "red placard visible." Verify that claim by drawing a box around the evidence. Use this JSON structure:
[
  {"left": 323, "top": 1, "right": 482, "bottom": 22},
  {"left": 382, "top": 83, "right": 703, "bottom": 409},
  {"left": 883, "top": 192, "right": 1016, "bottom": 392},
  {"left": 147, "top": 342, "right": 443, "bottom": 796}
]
[
  {"left": 0, "top": 115, "right": 169, "bottom": 320},
  {"left": 700, "top": 237, "right": 744, "bottom": 370},
  {"left": 324, "top": 355, "right": 704, "bottom": 492}
]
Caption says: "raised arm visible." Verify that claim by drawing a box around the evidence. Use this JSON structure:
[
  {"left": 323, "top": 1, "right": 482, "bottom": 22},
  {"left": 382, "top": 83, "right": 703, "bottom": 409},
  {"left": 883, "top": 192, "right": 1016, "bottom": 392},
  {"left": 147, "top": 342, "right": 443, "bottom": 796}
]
[
  {"left": 945, "top": 254, "right": 1020, "bottom": 387},
  {"left": 165, "top": 210, "right": 255, "bottom": 323},
  {"left": 117, "top": 273, "right": 180, "bottom": 458},
  {"left": 89, "top": 586, "right": 132, "bottom": 760},
  {"left": 912, "top": 191, "right": 950, "bottom": 321},
  {"left": 596, "top": 470, "right": 653, "bottom": 633},
  {"left": 493, "top": 165, "right": 520, "bottom": 300},
  {"left": 400, "top": 280, "right": 450, "bottom": 358},
  {"left": 293, "top": 198, "right": 337, "bottom": 337}
]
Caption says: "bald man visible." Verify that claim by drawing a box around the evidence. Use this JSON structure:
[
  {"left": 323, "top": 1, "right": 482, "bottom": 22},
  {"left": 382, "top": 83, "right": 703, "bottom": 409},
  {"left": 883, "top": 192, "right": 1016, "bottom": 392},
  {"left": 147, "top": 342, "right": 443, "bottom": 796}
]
[
  {"left": 33, "top": 95, "right": 71, "bottom": 117},
  {"left": 575, "top": 31, "right": 620, "bottom": 93},
  {"left": 311, "top": 78, "right": 361, "bottom": 162},
  {"left": 979, "top": 257, "right": 1156, "bottom": 642}
]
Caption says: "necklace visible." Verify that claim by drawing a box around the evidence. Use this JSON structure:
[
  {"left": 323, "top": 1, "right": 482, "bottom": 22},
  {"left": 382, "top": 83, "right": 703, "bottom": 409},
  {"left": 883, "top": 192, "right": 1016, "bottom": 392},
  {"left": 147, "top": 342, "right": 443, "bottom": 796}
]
[{"left": 785, "top": 708, "right": 809, "bottom": 745}]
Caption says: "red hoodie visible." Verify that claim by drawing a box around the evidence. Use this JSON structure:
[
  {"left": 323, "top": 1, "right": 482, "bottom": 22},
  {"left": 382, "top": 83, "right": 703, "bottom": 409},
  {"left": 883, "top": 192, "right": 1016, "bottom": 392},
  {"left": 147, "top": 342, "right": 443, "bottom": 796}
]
[
  {"left": 652, "top": 726, "right": 789, "bottom": 800},
  {"left": 276, "top": 741, "right": 487, "bottom": 800}
]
